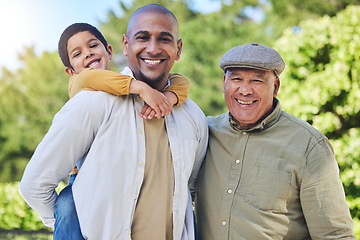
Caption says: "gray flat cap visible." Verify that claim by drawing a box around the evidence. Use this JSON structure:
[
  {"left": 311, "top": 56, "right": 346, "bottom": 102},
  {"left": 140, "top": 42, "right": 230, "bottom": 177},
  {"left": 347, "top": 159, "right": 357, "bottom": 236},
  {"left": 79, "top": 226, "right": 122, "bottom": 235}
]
[{"left": 219, "top": 42, "right": 285, "bottom": 76}]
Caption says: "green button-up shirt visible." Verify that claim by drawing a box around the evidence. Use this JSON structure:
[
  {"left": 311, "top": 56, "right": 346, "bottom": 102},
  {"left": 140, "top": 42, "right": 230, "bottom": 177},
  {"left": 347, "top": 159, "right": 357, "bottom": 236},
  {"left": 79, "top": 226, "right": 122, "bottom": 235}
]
[{"left": 195, "top": 99, "right": 355, "bottom": 240}]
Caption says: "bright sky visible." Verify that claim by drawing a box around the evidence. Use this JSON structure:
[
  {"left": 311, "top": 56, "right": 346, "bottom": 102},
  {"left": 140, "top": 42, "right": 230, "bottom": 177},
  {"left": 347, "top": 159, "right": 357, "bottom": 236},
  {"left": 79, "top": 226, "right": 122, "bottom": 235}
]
[{"left": 0, "top": 0, "right": 221, "bottom": 71}]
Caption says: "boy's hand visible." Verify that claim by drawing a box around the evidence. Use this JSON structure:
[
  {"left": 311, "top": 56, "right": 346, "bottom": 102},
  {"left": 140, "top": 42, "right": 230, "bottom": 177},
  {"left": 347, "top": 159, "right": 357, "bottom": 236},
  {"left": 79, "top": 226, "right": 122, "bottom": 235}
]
[
  {"left": 163, "top": 91, "right": 178, "bottom": 106},
  {"left": 139, "top": 87, "right": 172, "bottom": 119},
  {"left": 140, "top": 104, "right": 157, "bottom": 119}
]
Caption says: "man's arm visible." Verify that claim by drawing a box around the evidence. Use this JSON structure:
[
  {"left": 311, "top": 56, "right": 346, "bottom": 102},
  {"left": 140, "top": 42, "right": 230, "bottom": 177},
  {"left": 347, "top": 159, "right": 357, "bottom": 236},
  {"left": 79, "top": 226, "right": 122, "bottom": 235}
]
[
  {"left": 188, "top": 111, "right": 209, "bottom": 200},
  {"left": 300, "top": 138, "right": 356, "bottom": 239},
  {"left": 19, "top": 92, "right": 105, "bottom": 227}
]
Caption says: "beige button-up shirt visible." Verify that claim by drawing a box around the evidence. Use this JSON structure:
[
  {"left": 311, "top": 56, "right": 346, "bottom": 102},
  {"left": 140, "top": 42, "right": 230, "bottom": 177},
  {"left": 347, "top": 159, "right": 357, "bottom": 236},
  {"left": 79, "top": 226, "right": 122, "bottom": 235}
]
[{"left": 195, "top": 99, "right": 355, "bottom": 239}]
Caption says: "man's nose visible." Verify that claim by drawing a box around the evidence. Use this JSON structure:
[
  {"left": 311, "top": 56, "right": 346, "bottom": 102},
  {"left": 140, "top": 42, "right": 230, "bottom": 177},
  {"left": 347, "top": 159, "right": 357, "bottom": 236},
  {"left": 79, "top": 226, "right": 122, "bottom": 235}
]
[
  {"left": 238, "top": 83, "right": 253, "bottom": 95},
  {"left": 146, "top": 38, "right": 161, "bottom": 56}
]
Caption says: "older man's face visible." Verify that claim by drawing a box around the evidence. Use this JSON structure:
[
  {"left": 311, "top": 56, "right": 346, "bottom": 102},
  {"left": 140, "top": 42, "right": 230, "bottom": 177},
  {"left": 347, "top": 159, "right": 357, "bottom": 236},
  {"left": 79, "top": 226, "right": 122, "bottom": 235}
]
[{"left": 223, "top": 68, "right": 280, "bottom": 130}]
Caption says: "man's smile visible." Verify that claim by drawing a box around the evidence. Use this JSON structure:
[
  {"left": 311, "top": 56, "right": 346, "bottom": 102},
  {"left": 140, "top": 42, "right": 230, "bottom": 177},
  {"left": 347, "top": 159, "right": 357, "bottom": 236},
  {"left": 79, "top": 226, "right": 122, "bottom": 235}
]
[
  {"left": 141, "top": 58, "right": 165, "bottom": 66},
  {"left": 235, "top": 98, "right": 257, "bottom": 105}
]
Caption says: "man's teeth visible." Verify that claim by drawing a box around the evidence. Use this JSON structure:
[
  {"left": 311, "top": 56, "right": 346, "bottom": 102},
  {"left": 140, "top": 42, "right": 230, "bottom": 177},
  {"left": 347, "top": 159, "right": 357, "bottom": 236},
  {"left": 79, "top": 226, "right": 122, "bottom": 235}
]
[
  {"left": 144, "top": 59, "right": 161, "bottom": 65},
  {"left": 89, "top": 61, "right": 99, "bottom": 68},
  {"left": 236, "top": 99, "right": 253, "bottom": 105}
]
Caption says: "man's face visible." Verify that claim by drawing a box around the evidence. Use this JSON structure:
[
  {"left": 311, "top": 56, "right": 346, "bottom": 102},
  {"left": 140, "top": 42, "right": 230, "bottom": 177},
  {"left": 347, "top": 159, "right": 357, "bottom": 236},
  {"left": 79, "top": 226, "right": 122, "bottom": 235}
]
[
  {"left": 65, "top": 31, "right": 112, "bottom": 76},
  {"left": 122, "top": 11, "right": 182, "bottom": 90},
  {"left": 223, "top": 68, "right": 280, "bottom": 130}
]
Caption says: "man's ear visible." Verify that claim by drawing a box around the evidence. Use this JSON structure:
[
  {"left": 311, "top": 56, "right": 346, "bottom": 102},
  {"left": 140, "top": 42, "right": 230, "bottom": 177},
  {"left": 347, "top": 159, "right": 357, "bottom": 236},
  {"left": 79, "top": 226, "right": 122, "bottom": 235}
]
[
  {"left": 223, "top": 74, "right": 226, "bottom": 94},
  {"left": 65, "top": 67, "right": 75, "bottom": 76},
  {"left": 273, "top": 77, "right": 280, "bottom": 97},
  {"left": 122, "top": 34, "right": 128, "bottom": 57},
  {"left": 175, "top": 39, "right": 183, "bottom": 61}
]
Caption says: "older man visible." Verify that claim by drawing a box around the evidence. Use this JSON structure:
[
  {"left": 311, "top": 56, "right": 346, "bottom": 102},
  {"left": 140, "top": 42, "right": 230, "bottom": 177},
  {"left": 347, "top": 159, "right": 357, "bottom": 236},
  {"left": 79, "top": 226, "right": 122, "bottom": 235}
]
[{"left": 195, "top": 42, "right": 355, "bottom": 239}]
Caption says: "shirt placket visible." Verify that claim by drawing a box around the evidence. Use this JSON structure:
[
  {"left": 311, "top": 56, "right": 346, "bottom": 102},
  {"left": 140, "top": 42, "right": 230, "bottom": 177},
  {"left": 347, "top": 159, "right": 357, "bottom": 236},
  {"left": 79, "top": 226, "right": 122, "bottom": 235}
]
[
  {"left": 127, "top": 96, "right": 146, "bottom": 236},
  {"left": 219, "top": 130, "right": 249, "bottom": 239}
]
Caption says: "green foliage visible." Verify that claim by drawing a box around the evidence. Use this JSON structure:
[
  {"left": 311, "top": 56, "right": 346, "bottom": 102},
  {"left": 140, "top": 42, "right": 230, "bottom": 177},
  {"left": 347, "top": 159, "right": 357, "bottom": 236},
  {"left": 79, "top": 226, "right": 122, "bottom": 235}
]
[
  {"left": 0, "top": 182, "right": 49, "bottom": 231},
  {"left": 0, "top": 47, "right": 68, "bottom": 181},
  {"left": 275, "top": 5, "right": 360, "bottom": 135},
  {"left": 0, "top": 181, "right": 65, "bottom": 235}
]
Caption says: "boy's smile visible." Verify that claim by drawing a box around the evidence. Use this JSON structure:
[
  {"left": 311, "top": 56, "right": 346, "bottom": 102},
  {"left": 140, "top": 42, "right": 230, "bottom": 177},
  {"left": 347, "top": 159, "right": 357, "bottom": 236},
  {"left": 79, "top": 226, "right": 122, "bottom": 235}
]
[{"left": 65, "top": 31, "right": 113, "bottom": 76}]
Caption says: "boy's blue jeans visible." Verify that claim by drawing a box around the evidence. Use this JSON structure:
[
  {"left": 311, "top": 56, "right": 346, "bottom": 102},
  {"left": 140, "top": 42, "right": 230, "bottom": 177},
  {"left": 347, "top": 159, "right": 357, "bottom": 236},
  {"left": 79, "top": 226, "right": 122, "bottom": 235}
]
[{"left": 53, "top": 174, "right": 84, "bottom": 240}]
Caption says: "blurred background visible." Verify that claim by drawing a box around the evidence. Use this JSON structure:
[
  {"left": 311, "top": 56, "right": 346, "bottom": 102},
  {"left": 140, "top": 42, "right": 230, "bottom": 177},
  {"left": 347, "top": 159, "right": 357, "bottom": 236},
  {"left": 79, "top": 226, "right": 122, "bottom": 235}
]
[{"left": 1, "top": 0, "right": 360, "bottom": 239}]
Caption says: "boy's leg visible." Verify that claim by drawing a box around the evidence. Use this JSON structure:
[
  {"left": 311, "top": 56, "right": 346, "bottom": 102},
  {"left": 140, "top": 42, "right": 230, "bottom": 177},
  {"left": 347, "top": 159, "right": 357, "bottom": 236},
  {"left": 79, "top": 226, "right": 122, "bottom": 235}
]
[{"left": 53, "top": 174, "right": 84, "bottom": 240}]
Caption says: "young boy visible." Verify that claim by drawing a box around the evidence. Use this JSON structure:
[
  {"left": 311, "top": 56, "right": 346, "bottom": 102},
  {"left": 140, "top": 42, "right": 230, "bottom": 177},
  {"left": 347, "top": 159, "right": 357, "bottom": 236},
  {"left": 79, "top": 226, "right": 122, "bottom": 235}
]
[{"left": 53, "top": 22, "right": 190, "bottom": 239}]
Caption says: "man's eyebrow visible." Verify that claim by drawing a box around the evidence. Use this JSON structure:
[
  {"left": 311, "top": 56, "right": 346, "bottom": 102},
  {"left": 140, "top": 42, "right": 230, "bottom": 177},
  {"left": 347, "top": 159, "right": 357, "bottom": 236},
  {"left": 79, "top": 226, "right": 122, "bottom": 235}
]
[
  {"left": 133, "top": 30, "right": 174, "bottom": 40},
  {"left": 134, "top": 30, "right": 149, "bottom": 37},
  {"left": 159, "top": 32, "right": 174, "bottom": 39}
]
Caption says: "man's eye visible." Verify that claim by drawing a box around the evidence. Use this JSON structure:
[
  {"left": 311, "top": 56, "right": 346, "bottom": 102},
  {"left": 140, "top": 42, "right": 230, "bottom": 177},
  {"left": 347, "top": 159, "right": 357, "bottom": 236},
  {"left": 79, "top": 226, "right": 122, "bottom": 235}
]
[
  {"left": 90, "top": 43, "right": 98, "bottom": 48},
  {"left": 136, "top": 36, "right": 149, "bottom": 40},
  {"left": 160, "top": 37, "right": 171, "bottom": 42},
  {"left": 73, "top": 52, "right": 81, "bottom": 58}
]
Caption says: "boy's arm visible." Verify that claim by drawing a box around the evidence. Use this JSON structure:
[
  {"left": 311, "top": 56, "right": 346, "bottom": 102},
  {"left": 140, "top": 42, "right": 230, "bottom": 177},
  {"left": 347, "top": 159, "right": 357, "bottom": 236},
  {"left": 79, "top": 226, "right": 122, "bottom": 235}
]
[
  {"left": 68, "top": 68, "right": 132, "bottom": 98},
  {"left": 70, "top": 68, "right": 172, "bottom": 118},
  {"left": 166, "top": 73, "right": 190, "bottom": 106}
]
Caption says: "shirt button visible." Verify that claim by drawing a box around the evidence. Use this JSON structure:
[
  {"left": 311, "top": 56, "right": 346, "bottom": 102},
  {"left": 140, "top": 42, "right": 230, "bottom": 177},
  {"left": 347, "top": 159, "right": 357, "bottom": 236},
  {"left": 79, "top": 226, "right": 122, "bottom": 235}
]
[
  {"left": 242, "top": 131, "right": 247, "bottom": 135},
  {"left": 138, "top": 129, "right": 143, "bottom": 134},
  {"left": 127, "top": 229, "right": 131, "bottom": 235},
  {"left": 235, "top": 159, "right": 240, "bottom": 164},
  {"left": 139, "top": 161, "right": 144, "bottom": 166},
  {"left": 222, "top": 221, "right": 227, "bottom": 226},
  {"left": 227, "top": 189, "right": 233, "bottom": 194}
]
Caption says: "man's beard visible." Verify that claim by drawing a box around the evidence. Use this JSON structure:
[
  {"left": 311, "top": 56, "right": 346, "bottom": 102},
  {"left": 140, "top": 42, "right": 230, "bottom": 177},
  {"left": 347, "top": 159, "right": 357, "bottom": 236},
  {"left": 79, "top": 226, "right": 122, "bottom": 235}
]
[{"left": 138, "top": 71, "right": 166, "bottom": 90}]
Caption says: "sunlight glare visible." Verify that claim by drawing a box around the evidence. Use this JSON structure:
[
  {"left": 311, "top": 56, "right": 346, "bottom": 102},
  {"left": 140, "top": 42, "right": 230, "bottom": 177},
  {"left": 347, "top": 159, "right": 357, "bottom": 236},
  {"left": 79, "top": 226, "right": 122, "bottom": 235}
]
[{"left": 0, "top": 1, "right": 35, "bottom": 70}]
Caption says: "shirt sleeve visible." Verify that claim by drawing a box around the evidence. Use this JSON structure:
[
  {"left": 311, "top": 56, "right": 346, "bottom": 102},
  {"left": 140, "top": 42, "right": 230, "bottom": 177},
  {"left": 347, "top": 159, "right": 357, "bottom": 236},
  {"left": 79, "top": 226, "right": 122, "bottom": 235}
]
[
  {"left": 300, "top": 138, "right": 356, "bottom": 239},
  {"left": 19, "top": 92, "right": 107, "bottom": 227},
  {"left": 166, "top": 73, "right": 190, "bottom": 106},
  {"left": 68, "top": 68, "right": 133, "bottom": 98},
  {"left": 188, "top": 110, "right": 209, "bottom": 200}
]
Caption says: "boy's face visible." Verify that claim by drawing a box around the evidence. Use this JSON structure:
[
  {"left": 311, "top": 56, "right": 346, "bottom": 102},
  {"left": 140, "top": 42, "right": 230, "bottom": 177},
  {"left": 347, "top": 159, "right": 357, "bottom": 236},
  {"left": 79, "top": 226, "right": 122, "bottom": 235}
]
[{"left": 65, "top": 31, "right": 113, "bottom": 76}]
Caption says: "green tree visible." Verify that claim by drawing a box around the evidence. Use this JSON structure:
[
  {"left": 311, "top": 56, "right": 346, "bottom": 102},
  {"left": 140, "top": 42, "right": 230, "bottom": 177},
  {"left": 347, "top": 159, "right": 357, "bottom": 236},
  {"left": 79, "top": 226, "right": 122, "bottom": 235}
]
[
  {"left": 274, "top": 5, "right": 360, "bottom": 232},
  {"left": 0, "top": 47, "right": 67, "bottom": 181}
]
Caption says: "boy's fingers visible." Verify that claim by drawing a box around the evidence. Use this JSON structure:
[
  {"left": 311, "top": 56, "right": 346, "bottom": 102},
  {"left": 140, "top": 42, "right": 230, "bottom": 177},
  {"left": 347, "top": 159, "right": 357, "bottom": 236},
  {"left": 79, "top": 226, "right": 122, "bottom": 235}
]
[{"left": 148, "top": 110, "right": 156, "bottom": 119}]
